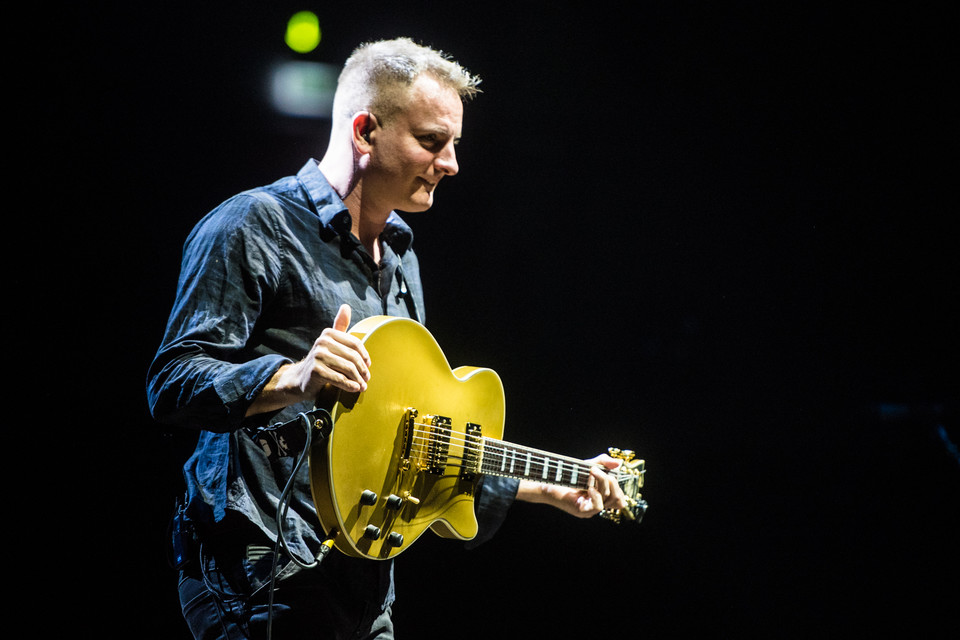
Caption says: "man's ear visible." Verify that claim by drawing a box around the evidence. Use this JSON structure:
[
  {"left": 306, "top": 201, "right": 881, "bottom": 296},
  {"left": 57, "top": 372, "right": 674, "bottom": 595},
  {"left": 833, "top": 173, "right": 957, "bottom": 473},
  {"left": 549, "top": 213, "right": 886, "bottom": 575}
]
[{"left": 352, "top": 111, "right": 378, "bottom": 151}]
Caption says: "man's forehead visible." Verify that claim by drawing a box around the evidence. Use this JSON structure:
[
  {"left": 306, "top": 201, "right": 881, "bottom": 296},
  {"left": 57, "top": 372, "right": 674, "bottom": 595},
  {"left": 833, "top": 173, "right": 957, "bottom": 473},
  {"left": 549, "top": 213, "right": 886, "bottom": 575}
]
[{"left": 400, "top": 74, "right": 464, "bottom": 128}]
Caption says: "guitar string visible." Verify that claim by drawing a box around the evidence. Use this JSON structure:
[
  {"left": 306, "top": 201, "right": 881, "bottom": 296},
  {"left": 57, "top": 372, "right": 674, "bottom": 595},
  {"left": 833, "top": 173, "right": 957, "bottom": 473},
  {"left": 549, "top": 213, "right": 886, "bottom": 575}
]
[
  {"left": 404, "top": 438, "right": 630, "bottom": 494},
  {"left": 408, "top": 420, "right": 598, "bottom": 466},
  {"left": 406, "top": 429, "right": 595, "bottom": 471},
  {"left": 405, "top": 425, "right": 630, "bottom": 485},
  {"left": 403, "top": 419, "right": 639, "bottom": 488},
  {"left": 407, "top": 420, "right": 613, "bottom": 468},
  {"left": 406, "top": 432, "right": 629, "bottom": 482}
]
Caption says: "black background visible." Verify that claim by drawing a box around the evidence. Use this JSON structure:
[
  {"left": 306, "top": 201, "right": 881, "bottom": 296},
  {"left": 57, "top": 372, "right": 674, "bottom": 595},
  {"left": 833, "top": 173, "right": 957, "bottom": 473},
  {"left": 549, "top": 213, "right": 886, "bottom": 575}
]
[{"left": 33, "top": 1, "right": 957, "bottom": 637}]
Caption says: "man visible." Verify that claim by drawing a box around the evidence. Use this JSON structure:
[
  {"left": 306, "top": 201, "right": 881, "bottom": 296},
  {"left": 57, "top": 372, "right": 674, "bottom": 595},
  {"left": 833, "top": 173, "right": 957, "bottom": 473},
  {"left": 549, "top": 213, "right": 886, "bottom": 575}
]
[{"left": 148, "top": 37, "right": 627, "bottom": 639}]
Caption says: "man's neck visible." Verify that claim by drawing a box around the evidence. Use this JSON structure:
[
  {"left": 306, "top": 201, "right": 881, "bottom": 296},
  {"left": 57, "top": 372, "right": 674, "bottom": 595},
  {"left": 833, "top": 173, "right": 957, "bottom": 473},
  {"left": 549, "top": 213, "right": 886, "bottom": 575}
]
[
  {"left": 318, "top": 157, "right": 389, "bottom": 263},
  {"left": 342, "top": 185, "right": 389, "bottom": 263}
]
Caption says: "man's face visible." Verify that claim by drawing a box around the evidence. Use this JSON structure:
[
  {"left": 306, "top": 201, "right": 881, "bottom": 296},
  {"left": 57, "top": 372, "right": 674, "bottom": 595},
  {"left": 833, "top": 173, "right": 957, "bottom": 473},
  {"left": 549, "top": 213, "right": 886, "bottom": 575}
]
[{"left": 365, "top": 74, "right": 463, "bottom": 213}]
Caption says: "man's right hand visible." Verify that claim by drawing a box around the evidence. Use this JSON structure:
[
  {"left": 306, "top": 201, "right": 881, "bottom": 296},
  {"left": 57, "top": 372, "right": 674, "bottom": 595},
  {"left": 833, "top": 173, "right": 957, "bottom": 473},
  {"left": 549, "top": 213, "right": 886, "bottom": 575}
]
[{"left": 246, "top": 304, "right": 371, "bottom": 417}]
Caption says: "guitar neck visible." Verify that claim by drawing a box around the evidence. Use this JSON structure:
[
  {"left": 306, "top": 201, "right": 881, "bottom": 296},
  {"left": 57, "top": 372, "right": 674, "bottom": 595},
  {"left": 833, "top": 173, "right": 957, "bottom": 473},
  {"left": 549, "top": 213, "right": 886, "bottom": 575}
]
[{"left": 477, "top": 437, "right": 595, "bottom": 490}]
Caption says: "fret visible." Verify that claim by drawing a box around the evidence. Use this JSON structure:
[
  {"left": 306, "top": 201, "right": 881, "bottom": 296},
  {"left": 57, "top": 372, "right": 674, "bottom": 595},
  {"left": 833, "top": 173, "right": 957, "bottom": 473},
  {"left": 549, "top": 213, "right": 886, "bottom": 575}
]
[{"left": 477, "top": 438, "right": 597, "bottom": 492}]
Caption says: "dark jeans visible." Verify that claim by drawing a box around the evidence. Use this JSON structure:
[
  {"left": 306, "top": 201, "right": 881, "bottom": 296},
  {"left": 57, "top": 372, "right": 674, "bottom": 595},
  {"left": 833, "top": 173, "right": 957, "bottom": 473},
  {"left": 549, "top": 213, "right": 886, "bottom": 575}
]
[{"left": 178, "top": 536, "right": 394, "bottom": 640}]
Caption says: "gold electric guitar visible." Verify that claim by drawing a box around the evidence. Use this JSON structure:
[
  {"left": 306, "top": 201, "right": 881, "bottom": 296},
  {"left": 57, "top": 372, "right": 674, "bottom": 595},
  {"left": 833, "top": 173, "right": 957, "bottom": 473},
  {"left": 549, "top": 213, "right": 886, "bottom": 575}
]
[{"left": 307, "top": 315, "right": 647, "bottom": 561}]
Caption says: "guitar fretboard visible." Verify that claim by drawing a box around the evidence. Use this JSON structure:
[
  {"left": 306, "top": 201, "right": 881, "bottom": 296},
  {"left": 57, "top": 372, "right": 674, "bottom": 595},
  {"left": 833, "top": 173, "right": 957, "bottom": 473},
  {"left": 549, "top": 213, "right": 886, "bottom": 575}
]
[{"left": 478, "top": 438, "right": 593, "bottom": 490}]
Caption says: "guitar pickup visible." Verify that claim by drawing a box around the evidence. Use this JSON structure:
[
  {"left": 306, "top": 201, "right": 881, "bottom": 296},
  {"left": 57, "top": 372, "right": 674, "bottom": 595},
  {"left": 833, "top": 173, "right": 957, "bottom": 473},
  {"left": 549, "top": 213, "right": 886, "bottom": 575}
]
[{"left": 459, "top": 423, "right": 482, "bottom": 481}]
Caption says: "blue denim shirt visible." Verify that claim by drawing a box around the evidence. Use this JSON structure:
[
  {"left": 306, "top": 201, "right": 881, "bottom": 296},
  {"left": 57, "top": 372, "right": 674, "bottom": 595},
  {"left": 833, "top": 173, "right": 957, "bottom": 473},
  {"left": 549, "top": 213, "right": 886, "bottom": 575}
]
[{"left": 147, "top": 160, "right": 518, "bottom": 609}]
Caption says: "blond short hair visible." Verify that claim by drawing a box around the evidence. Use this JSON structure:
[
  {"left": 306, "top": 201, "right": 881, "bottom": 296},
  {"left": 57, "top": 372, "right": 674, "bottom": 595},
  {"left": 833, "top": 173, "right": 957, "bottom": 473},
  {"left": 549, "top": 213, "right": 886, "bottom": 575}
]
[{"left": 333, "top": 37, "right": 481, "bottom": 124}]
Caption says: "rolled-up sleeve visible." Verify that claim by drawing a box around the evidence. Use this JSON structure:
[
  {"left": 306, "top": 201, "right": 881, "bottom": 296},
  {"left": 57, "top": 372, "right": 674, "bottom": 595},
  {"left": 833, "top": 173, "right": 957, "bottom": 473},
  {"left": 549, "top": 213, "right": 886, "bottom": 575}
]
[{"left": 146, "top": 195, "right": 289, "bottom": 432}]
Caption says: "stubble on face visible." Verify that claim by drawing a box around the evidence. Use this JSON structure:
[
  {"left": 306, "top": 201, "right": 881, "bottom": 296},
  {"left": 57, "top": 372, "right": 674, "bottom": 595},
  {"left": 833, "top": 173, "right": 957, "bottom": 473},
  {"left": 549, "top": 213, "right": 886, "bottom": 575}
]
[{"left": 366, "top": 74, "right": 464, "bottom": 214}]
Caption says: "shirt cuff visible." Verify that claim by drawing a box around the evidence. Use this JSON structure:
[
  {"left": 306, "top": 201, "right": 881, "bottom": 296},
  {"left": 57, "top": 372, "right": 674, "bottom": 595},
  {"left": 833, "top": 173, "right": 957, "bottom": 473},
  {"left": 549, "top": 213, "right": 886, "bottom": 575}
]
[
  {"left": 467, "top": 475, "right": 519, "bottom": 549},
  {"left": 213, "top": 354, "right": 292, "bottom": 428}
]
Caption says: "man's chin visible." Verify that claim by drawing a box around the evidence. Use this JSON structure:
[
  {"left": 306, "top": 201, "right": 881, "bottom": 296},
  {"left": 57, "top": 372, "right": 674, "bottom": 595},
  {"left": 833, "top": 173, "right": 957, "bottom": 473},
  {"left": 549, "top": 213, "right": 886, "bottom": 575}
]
[{"left": 398, "top": 195, "right": 435, "bottom": 213}]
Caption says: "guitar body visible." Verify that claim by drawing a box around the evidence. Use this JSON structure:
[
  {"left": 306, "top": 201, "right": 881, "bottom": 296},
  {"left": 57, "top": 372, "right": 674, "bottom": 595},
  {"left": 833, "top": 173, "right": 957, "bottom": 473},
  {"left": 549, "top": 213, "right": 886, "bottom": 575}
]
[{"left": 309, "top": 316, "right": 506, "bottom": 560}]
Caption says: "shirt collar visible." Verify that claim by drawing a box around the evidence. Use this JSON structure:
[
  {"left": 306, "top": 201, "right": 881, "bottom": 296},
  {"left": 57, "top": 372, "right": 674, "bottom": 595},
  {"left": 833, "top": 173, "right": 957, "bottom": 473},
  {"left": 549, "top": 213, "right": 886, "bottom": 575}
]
[{"left": 296, "top": 159, "right": 414, "bottom": 256}]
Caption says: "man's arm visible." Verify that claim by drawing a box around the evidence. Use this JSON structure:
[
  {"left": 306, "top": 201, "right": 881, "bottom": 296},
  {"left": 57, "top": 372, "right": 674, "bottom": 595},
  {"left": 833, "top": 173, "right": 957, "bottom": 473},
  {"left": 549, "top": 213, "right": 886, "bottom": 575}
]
[{"left": 516, "top": 453, "right": 628, "bottom": 517}]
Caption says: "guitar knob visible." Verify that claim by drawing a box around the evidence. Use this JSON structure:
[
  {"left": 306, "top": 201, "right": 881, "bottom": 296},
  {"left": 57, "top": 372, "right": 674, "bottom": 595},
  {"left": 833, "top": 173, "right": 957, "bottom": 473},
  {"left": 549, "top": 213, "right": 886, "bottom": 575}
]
[
  {"left": 387, "top": 532, "right": 404, "bottom": 547},
  {"left": 385, "top": 494, "right": 403, "bottom": 510},
  {"left": 363, "top": 524, "right": 381, "bottom": 540},
  {"left": 359, "top": 490, "right": 378, "bottom": 506}
]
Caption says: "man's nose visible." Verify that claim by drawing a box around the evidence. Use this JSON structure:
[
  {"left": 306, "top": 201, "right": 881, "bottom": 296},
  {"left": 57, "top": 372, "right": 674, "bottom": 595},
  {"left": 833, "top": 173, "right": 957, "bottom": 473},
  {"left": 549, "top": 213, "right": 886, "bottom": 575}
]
[{"left": 435, "top": 143, "right": 459, "bottom": 176}]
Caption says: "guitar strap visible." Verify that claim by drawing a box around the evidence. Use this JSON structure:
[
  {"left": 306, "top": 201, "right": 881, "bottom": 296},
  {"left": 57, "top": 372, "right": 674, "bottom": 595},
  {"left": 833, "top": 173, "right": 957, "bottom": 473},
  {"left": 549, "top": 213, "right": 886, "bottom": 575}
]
[
  {"left": 248, "top": 421, "right": 306, "bottom": 464},
  {"left": 247, "top": 408, "right": 333, "bottom": 464}
]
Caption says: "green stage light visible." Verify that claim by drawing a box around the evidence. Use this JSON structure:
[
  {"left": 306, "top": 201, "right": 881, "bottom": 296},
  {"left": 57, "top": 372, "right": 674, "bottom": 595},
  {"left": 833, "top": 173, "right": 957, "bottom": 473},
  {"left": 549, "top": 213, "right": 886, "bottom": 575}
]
[{"left": 285, "top": 11, "right": 321, "bottom": 54}]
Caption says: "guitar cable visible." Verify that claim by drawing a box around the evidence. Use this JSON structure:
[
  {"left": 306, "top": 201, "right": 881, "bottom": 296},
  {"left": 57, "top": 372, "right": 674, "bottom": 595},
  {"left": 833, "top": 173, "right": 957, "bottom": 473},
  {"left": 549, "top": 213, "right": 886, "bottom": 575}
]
[{"left": 266, "top": 409, "right": 337, "bottom": 639}]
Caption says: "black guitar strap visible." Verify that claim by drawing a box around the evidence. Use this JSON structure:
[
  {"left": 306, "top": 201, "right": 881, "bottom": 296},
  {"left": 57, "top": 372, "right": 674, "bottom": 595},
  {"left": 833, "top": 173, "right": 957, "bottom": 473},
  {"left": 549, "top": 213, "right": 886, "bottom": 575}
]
[{"left": 247, "top": 408, "right": 333, "bottom": 464}]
